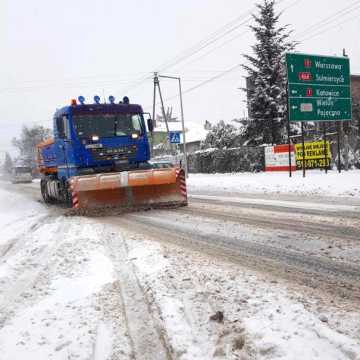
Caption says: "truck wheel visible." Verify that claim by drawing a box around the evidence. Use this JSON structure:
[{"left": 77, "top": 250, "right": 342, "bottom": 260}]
[{"left": 40, "top": 179, "right": 51, "bottom": 204}]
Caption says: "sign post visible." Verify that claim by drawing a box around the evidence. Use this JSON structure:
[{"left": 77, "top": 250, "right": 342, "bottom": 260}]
[
  {"left": 323, "top": 122, "right": 328, "bottom": 174},
  {"left": 301, "top": 122, "right": 306, "bottom": 177},
  {"left": 286, "top": 83, "right": 292, "bottom": 177},
  {"left": 337, "top": 122, "right": 341, "bottom": 173},
  {"left": 159, "top": 75, "right": 189, "bottom": 178},
  {"left": 286, "top": 53, "right": 351, "bottom": 175}
]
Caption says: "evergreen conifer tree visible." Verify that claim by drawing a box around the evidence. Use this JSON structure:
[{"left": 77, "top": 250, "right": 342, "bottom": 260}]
[{"left": 243, "top": 0, "right": 296, "bottom": 145}]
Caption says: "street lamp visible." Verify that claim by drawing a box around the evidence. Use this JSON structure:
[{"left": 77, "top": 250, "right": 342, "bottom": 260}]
[{"left": 158, "top": 75, "right": 188, "bottom": 178}]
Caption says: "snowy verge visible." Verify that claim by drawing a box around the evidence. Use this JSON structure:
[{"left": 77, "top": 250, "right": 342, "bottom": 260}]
[
  {"left": 0, "top": 187, "right": 131, "bottom": 359},
  {"left": 0, "top": 186, "right": 44, "bottom": 223},
  {"left": 0, "top": 186, "right": 47, "bottom": 255},
  {"left": 187, "top": 170, "right": 360, "bottom": 198}
]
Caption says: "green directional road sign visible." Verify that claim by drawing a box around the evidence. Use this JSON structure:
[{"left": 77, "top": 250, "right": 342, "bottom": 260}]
[{"left": 286, "top": 53, "right": 352, "bottom": 122}]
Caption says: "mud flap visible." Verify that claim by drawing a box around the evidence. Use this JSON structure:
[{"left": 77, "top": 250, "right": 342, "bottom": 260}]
[{"left": 69, "top": 167, "right": 187, "bottom": 210}]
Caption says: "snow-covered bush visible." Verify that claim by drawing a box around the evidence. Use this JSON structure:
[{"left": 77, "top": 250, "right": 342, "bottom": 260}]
[
  {"left": 201, "top": 121, "right": 244, "bottom": 150},
  {"left": 188, "top": 147, "right": 264, "bottom": 173}
]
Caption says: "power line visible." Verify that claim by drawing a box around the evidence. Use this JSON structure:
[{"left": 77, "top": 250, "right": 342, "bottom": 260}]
[
  {"left": 0, "top": 71, "right": 240, "bottom": 94},
  {"left": 295, "top": 0, "right": 360, "bottom": 39},
  {"left": 155, "top": 10, "right": 254, "bottom": 73},
  {"left": 118, "top": 5, "right": 259, "bottom": 95},
  {"left": 156, "top": 17, "right": 253, "bottom": 74},
  {"left": 298, "top": 12, "right": 360, "bottom": 42},
  {"left": 142, "top": 0, "right": 311, "bottom": 111},
  {"left": 1, "top": 71, "right": 151, "bottom": 88},
  {"left": 180, "top": 65, "right": 241, "bottom": 95},
  {"left": 144, "top": 64, "right": 241, "bottom": 111},
  {"left": 0, "top": 75, "right": 152, "bottom": 94},
  {"left": 156, "top": 0, "right": 290, "bottom": 74},
  {"left": 175, "top": 32, "right": 249, "bottom": 73},
  {"left": 144, "top": 0, "right": 302, "bottom": 108},
  {"left": 119, "top": 0, "right": 293, "bottom": 96},
  {"left": 175, "top": 0, "right": 303, "bottom": 74}
]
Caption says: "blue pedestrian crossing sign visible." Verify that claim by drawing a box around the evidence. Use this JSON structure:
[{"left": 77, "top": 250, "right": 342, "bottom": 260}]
[{"left": 169, "top": 131, "right": 181, "bottom": 144}]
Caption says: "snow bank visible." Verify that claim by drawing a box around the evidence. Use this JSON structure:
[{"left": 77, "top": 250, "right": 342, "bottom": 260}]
[
  {"left": 188, "top": 170, "right": 360, "bottom": 197},
  {"left": 0, "top": 187, "right": 44, "bottom": 223},
  {"left": 0, "top": 187, "right": 46, "bottom": 252},
  {"left": 0, "top": 249, "right": 115, "bottom": 360},
  {"left": 0, "top": 186, "right": 120, "bottom": 359}
]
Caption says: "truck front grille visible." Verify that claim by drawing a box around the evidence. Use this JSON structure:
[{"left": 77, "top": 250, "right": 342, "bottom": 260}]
[{"left": 90, "top": 145, "right": 137, "bottom": 161}]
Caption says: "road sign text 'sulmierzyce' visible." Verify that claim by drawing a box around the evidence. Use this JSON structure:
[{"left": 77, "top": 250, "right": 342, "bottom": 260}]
[{"left": 286, "top": 53, "right": 351, "bottom": 122}]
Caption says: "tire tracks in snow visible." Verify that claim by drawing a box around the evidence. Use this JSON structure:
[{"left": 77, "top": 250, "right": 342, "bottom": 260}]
[
  {"left": 0, "top": 214, "right": 53, "bottom": 258},
  {"left": 0, "top": 217, "right": 69, "bottom": 328},
  {"left": 113, "top": 213, "right": 360, "bottom": 305},
  {"left": 190, "top": 195, "right": 360, "bottom": 220},
  {"left": 181, "top": 202, "right": 360, "bottom": 243},
  {"left": 103, "top": 226, "right": 173, "bottom": 360}
]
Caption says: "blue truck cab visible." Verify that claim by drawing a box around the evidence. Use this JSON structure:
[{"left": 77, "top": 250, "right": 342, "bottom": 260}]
[
  {"left": 38, "top": 96, "right": 154, "bottom": 205},
  {"left": 50, "top": 97, "right": 152, "bottom": 179}
]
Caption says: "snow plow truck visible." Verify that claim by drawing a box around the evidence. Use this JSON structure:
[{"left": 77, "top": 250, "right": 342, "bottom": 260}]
[{"left": 36, "top": 95, "right": 187, "bottom": 210}]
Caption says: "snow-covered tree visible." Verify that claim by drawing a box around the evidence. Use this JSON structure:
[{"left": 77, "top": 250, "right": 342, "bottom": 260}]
[
  {"left": 12, "top": 125, "right": 52, "bottom": 166},
  {"left": 243, "top": 0, "right": 296, "bottom": 145},
  {"left": 3, "top": 152, "right": 13, "bottom": 174},
  {"left": 202, "top": 120, "right": 243, "bottom": 149}
]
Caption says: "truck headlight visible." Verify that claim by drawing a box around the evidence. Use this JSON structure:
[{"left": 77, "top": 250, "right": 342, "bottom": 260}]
[{"left": 131, "top": 133, "right": 139, "bottom": 139}]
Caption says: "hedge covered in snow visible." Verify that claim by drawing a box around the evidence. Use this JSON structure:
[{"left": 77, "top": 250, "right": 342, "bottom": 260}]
[{"left": 188, "top": 147, "right": 264, "bottom": 173}]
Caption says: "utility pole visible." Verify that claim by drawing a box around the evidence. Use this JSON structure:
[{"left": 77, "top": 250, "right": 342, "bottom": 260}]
[
  {"left": 153, "top": 73, "right": 173, "bottom": 153},
  {"left": 158, "top": 75, "right": 189, "bottom": 178}
]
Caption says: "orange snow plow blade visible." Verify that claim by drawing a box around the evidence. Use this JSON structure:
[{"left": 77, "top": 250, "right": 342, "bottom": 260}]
[{"left": 69, "top": 167, "right": 187, "bottom": 211}]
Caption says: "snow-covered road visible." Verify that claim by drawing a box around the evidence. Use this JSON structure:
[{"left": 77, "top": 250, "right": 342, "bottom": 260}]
[{"left": 0, "top": 175, "right": 360, "bottom": 359}]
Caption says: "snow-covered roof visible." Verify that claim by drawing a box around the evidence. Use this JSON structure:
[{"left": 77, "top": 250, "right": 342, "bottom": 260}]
[{"left": 153, "top": 121, "right": 208, "bottom": 144}]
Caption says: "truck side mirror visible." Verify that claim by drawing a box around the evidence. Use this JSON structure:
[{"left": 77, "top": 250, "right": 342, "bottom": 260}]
[{"left": 147, "top": 118, "right": 154, "bottom": 132}]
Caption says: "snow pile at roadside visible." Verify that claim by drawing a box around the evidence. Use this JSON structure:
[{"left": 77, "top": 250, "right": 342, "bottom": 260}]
[
  {"left": 0, "top": 187, "right": 130, "bottom": 359},
  {"left": 0, "top": 187, "right": 46, "bottom": 255},
  {"left": 0, "top": 186, "right": 44, "bottom": 223},
  {"left": 124, "top": 231, "right": 360, "bottom": 360},
  {"left": 187, "top": 170, "right": 360, "bottom": 197}
]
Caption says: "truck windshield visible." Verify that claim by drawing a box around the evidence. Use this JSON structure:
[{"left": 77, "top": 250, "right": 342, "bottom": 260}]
[{"left": 73, "top": 113, "right": 143, "bottom": 138}]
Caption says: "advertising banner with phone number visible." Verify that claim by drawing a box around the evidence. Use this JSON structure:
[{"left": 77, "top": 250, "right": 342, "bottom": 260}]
[{"left": 295, "top": 141, "right": 331, "bottom": 169}]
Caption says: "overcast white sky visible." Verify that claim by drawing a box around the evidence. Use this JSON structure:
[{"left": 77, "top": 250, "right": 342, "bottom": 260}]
[{"left": 1, "top": 0, "right": 360, "bottom": 154}]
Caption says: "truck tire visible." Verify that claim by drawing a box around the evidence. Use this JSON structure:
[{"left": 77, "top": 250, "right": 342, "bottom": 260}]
[{"left": 40, "top": 179, "right": 53, "bottom": 204}]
